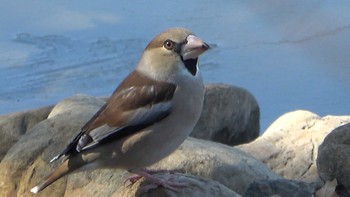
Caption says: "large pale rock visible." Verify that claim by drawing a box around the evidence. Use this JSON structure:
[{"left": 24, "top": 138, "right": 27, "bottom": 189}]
[
  {"left": 152, "top": 137, "right": 279, "bottom": 195},
  {"left": 48, "top": 137, "right": 278, "bottom": 196},
  {"left": 317, "top": 123, "right": 350, "bottom": 196},
  {"left": 117, "top": 173, "right": 241, "bottom": 197},
  {"left": 0, "top": 94, "right": 274, "bottom": 196},
  {"left": 238, "top": 110, "right": 350, "bottom": 189},
  {"left": 0, "top": 106, "right": 53, "bottom": 161},
  {"left": 64, "top": 171, "right": 241, "bottom": 197},
  {"left": 42, "top": 137, "right": 276, "bottom": 196},
  {"left": 191, "top": 84, "right": 260, "bottom": 146}
]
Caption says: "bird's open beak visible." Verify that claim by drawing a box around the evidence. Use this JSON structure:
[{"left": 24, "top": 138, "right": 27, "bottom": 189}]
[{"left": 181, "top": 35, "right": 210, "bottom": 60}]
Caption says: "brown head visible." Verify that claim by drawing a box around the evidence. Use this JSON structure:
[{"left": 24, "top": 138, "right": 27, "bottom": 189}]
[{"left": 136, "top": 27, "right": 210, "bottom": 81}]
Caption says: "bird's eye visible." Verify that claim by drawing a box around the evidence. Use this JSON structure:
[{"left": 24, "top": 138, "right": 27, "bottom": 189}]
[{"left": 164, "top": 40, "right": 174, "bottom": 50}]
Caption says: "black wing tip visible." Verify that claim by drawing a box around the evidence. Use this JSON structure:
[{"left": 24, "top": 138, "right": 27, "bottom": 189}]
[{"left": 49, "top": 131, "right": 85, "bottom": 163}]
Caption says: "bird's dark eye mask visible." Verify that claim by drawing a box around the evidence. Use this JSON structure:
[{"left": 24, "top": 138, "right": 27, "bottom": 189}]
[
  {"left": 163, "top": 39, "right": 187, "bottom": 55},
  {"left": 163, "top": 39, "right": 197, "bottom": 75}
]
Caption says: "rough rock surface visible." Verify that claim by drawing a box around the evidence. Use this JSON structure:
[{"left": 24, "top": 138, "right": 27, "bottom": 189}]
[
  {"left": 191, "top": 84, "right": 260, "bottom": 146},
  {"left": 58, "top": 136, "right": 279, "bottom": 196},
  {"left": 0, "top": 94, "right": 273, "bottom": 196},
  {"left": 117, "top": 173, "right": 241, "bottom": 197},
  {"left": 317, "top": 123, "right": 350, "bottom": 196},
  {"left": 238, "top": 110, "right": 350, "bottom": 188},
  {"left": 0, "top": 105, "right": 53, "bottom": 160},
  {"left": 152, "top": 137, "right": 279, "bottom": 195},
  {"left": 0, "top": 94, "right": 105, "bottom": 197},
  {"left": 244, "top": 179, "right": 314, "bottom": 197}
]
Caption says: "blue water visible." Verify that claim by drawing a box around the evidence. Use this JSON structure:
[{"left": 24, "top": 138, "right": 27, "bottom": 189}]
[{"left": 1, "top": 1, "right": 349, "bottom": 132}]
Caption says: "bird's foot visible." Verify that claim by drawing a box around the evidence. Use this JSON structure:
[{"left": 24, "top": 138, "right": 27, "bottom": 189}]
[
  {"left": 124, "top": 174, "right": 143, "bottom": 185},
  {"left": 138, "top": 176, "right": 188, "bottom": 192},
  {"left": 125, "top": 169, "right": 187, "bottom": 192}
]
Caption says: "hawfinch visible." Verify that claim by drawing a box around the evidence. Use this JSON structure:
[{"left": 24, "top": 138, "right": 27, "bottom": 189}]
[{"left": 31, "top": 27, "right": 210, "bottom": 194}]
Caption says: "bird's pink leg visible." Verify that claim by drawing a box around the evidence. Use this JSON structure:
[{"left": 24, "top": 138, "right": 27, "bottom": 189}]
[{"left": 125, "top": 169, "right": 188, "bottom": 192}]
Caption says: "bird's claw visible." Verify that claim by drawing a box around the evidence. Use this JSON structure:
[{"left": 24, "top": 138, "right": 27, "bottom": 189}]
[{"left": 125, "top": 169, "right": 188, "bottom": 192}]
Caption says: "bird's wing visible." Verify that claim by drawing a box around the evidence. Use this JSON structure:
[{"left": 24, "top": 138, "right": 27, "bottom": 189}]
[
  {"left": 78, "top": 84, "right": 175, "bottom": 150},
  {"left": 50, "top": 71, "right": 176, "bottom": 162}
]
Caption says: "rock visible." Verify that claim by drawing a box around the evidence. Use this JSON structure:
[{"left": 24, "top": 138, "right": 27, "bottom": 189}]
[
  {"left": 191, "top": 84, "right": 260, "bottom": 146},
  {"left": 57, "top": 137, "right": 278, "bottom": 196},
  {"left": 0, "top": 94, "right": 105, "bottom": 197},
  {"left": 244, "top": 179, "right": 314, "bottom": 197},
  {"left": 0, "top": 94, "right": 275, "bottom": 196},
  {"left": 315, "top": 179, "right": 338, "bottom": 197},
  {"left": 117, "top": 173, "right": 241, "bottom": 197},
  {"left": 152, "top": 137, "right": 279, "bottom": 195},
  {"left": 47, "top": 94, "right": 105, "bottom": 119},
  {"left": 0, "top": 105, "right": 53, "bottom": 161},
  {"left": 238, "top": 110, "right": 350, "bottom": 189},
  {"left": 63, "top": 171, "right": 241, "bottom": 197},
  {"left": 317, "top": 123, "right": 350, "bottom": 196}
]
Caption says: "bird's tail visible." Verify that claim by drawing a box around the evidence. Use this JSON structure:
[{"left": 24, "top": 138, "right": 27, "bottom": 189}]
[
  {"left": 31, "top": 150, "right": 101, "bottom": 194},
  {"left": 30, "top": 159, "right": 71, "bottom": 194},
  {"left": 30, "top": 154, "right": 93, "bottom": 194}
]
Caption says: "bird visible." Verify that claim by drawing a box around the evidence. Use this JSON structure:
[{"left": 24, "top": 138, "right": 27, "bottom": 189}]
[{"left": 30, "top": 27, "right": 210, "bottom": 194}]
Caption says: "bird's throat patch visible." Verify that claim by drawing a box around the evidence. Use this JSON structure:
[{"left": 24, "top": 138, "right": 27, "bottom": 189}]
[{"left": 183, "top": 58, "right": 198, "bottom": 76}]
